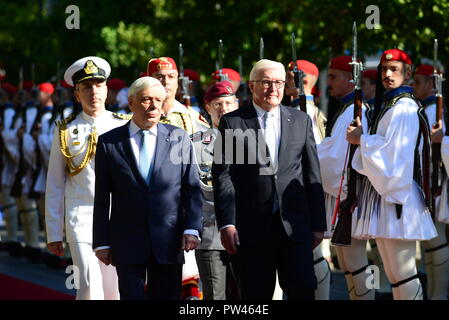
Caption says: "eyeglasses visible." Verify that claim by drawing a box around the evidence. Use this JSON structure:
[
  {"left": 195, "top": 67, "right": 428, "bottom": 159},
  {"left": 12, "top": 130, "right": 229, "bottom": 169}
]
[
  {"left": 252, "top": 80, "right": 285, "bottom": 89},
  {"left": 210, "top": 100, "right": 236, "bottom": 108}
]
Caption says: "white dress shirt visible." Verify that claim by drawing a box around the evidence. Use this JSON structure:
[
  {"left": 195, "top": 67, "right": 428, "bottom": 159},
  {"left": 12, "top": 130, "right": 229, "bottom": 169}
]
[
  {"left": 129, "top": 120, "right": 158, "bottom": 171},
  {"left": 253, "top": 103, "right": 281, "bottom": 166}
]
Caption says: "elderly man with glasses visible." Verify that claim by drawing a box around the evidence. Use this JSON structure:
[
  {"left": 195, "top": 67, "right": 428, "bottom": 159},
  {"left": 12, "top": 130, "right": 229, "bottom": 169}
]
[{"left": 212, "top": 59, "right": 326, "bottom": 300}]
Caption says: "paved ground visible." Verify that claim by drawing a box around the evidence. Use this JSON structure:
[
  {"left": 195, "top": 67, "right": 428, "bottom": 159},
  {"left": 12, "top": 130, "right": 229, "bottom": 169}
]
[
  {"left": 0, "top": 230, "right": 349, "bottom": 300},
  {"left": 0, "top": 250, "right": 349, "bottom": 300},
  {"left": 0, "top": 210, "right": 351, "bottom": 300}
]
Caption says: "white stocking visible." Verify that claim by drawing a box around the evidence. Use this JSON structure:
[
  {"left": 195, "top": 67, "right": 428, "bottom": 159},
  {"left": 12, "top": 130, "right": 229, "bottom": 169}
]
[
  {"left": 313, "top": 243, "right": 331, "bottom": 300},
  {"left": 1, "top": 187, "right": 19, "bottom": 241},
  {"left": 335, "top": 246, "right": 355, "bottom": 300},
  {"left": 376, "top": 239, "right": 422, "bottom": 300},
  {"left": 338, "top": 239, "right": 374, "bottom": 300},
  {"left": 367, "top": 239, "right": 391, "bottom": 293},
  {"left": 423, "top": 221, "right": 449, "bottom": 300},
  {"left": 423, "top": 240, "right": 434, "bottom": 299}
]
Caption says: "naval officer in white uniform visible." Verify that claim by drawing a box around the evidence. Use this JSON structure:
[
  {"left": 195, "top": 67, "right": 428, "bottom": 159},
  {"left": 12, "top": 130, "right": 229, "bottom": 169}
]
[{"left": 45, "top": 56, "right": 131, "bottom": 300}]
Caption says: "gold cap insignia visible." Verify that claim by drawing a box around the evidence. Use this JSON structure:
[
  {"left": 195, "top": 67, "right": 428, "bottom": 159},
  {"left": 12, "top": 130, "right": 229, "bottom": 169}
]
[
  {"left": 386, "top": 53, "right": 393, "bottom": 60},
  {"left": 157, "top": 57, "right": 173, "bottom": 70},
  {"left": 84, "top": 60, "right": 99, "bottom": 75}
]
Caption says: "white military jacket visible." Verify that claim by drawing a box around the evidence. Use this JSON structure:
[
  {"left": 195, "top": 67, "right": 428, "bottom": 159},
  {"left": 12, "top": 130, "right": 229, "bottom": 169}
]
[{"left": 45, "top": 109, "right": 130, "bottom": 243}]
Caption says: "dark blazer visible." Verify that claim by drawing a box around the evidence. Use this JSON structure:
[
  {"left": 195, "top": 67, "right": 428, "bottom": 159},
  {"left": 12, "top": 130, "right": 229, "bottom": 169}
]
[
  {"left": 93, "top": 121, "right": 203, "bottom": 266},
  {"left": 212, "top": 104, "right": 326, "bottom": 245}
]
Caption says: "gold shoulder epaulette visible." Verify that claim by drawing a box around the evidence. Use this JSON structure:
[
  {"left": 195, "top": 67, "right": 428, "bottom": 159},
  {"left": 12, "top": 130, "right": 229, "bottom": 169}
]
[
  {"left": 56, "top": 113, "right": 76, "bottom": 129},
  {"left": 160, "top": 112, "right": 194, "bottom": 134},
  {"left": 112, "top": 112, "right": 132, "bottom": 120}
]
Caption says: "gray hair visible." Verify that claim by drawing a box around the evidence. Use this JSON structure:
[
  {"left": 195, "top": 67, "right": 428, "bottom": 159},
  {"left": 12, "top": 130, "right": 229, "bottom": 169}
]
[
  {"left": 128, "top": 76, "right": 166, "bottom": 99},
  {"left": 249, "top": 59, "right": 286, "bottom": 81}
]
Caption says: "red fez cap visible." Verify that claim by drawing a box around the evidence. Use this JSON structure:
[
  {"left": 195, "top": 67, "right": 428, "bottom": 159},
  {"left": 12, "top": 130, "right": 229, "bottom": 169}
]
[
  {"left": 107, "top": 78, "right": 127, "bottom": 91},
  {"left": 204, "top": 81, "right": 235, "bottom": 104},
  {"left": 288, "top": 60, "right": 319, "bottom": 77},
  {"left": 329, "top": 56, "right": 353, "bottom": 73},
  {"left": 1, "top": 82, "right": 17, "bottom": 95},
  {"left": 38, "top": 82, "right": 54, "bottom": 95},
  {"left": 380, "top": 49, "right": 412, "bottom": 65},
  {"left": 212, "top": 68, "right": 241, "bottom": 81},
  {"left": 147, "top": 57, "right": 178, "bottom": 75},
  {"left": 362, "top": 69, "right": 378, "bottom": 80},
  {"left": 22, "top": 81, "right": 33, "bottom": 91},
  {"left": 183, "top": 69, "right": 200, "bottom": 82},
  {"left": 415, "top": 64, "right": 436, "bottom": 77}
]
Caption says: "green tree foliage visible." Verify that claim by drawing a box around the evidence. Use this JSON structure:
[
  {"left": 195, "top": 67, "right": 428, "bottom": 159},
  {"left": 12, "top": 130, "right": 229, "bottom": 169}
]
[
  {"left": 1, "top": 0, "right": 449, "bottom": 86},
  {"left": 99, "top": 21, "right": 165, "bottom": 79}
]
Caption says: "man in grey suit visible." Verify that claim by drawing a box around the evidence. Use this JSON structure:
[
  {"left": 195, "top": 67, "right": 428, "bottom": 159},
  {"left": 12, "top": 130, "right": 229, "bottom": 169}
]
[{"left": 193, "top": 81, "right": 238, "bottom": 300}]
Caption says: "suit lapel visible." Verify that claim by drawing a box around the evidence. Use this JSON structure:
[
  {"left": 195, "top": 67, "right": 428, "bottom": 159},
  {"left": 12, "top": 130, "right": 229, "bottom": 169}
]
[
  {"left": 116, "top": 121, "right": 148, "bottom": 187},
  {"left": 242, "top": 103, "right": 271, "bottom": 167},
  {"left": 149, "top": 123, "right": 171, "bottom": 184},
  {"left": 279, "top": 105, "right": 295, "bottom": 167},
  {"left": 242, "top": 103, "right": 261, "bottom": 131}
]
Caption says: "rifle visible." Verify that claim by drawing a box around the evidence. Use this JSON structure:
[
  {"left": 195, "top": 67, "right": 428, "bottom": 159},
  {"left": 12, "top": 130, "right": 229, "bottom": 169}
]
[
  {"left": 259, "top": 37, "right": 264, "bottom": 60},
  {"left": 238, "top": 55, "right": 250, "bottom": 105},
  {"left": 10, "top": 67, "right": 28, "bottom": 198},
  {"left": 291, "top": 33, "right": 307, "bottom": 113},
  {"left": 30, "top": 64, "right": 39, "bottom": 106},
  {"left": 431, "top": 39, "right": 445, "bottom": 212},
  {"left": 178, "top": 43, "right": 192, "bottom": 107},
  {"left": 331, "top": 22, "right": 363, "bottom": 246},
  {"left": 217, "top": 39, "right": 229, "bottom": 82},
  {"left": 29, "top": 64, "right": 46, "bottom": 199},
  {"left": 51, "top": 61, "right": 65, "bottom": 123}
]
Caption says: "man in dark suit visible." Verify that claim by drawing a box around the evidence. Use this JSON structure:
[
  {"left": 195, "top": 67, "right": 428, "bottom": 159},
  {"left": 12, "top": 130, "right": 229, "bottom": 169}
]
[
  {"left": 212, "top": 59, "right": 327, "bottom": 300},
  {"left": 93, "top": 76, "right": 202, "bottom": 300}
]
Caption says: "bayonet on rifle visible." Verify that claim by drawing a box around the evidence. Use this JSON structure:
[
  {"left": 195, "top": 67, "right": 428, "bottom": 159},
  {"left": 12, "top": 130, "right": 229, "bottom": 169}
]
[
  {"left": 331, "top": 21, "right": 364, "bottom": 246},
  {"left": 349, "top": 22, "right": 363, "bottom": 92},
  {"left": 238, "top": 55, "right": 249, "bottom": 105},
  {"left": 178, "top": 43, "right": 191, "bottom": 106},
  {"left": 259, "top": 37, "right": 264, "bottom": 60},
  {"left": 217, "top": 39, "right": 229, "bottom": 81},
  {"left": 290, "top": 32, "right": 306, "bottom": 112},
  {"left": 431, "top": 38, "right": 445, "bottom": 210}
]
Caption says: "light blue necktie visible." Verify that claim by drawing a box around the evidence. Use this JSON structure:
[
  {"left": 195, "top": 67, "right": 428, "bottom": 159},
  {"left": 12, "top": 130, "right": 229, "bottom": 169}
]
[{"left": 139, "top": 129, "right": 152, "bottom": 184}]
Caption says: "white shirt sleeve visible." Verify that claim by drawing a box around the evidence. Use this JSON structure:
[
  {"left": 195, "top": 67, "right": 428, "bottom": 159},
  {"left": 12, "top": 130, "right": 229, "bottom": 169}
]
[
  {"left": 183, "top": 229, "right": 200, "bottom": 239},
  {"left": 45, "top": 126, "right": 67, "bottom": 243},
  {"left": 352, "top": 99, "right": 418, "bottom": 205},
  {"left": 317, "top": 105, "right": 368, "bottom": 197},
  {"left": 23, "top": 133, "right": 36, "bottom": 169},
  {"left": 2, "top": 126, "right": 20, "bottom": 164}
]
